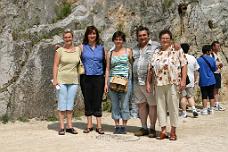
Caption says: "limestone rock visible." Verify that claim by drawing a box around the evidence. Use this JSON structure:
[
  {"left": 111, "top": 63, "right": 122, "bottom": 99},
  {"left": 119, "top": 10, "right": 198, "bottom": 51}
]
[{"left": 0, "top": 0, "right": 228, "bottom": 119}]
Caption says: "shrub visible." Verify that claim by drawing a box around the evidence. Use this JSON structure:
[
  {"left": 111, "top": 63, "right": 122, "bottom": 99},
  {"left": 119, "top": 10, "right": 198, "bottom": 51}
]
[{"left": 55, "top": 2, "right": 72, "bottom": 21}]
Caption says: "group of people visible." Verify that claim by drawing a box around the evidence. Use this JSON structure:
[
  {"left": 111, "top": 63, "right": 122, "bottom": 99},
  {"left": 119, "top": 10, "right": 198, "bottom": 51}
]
[
  {"left": 180, "top": 41, "right": 225, "bottom": 119},
  {"left": 52, "top": 25, "right": 225, "bottom": 141}
]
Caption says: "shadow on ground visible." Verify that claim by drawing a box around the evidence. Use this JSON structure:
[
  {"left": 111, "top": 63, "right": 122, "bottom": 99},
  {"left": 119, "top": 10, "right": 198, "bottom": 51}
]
[{"left": 47, "top": 121, "right": 141, "bottom": 133}]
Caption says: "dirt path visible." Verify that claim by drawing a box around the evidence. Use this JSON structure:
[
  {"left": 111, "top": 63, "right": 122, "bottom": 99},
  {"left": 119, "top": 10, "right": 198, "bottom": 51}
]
[{"left": 1, "top": 103, "right": 228, "bottom": 152}]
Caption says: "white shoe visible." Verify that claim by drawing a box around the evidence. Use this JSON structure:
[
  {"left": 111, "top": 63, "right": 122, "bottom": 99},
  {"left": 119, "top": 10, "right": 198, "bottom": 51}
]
[
  {"left": 180, "top": 112, "right": 187, "bottom": 118},
  {"left": 214, "top": 104, "right": 226, "bottom": 111},
  {"left": 201, "top": 109, "right": 208, "bottom": 115},
  {"left": 207, "top": 108, "right": 214, "bottom": 115}
]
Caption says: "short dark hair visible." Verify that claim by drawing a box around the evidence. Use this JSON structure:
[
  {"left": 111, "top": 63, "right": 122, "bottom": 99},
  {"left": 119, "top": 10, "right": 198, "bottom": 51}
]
[
  {"left": 136, "top": 26, "right": 150, "bottom": 37},
  {"left": 211, "top": 41, "right": 220, "bottom": 47},
  {"left": 112, "top": 31, "right": 126, "bottom": 42},
  {"left": 82, "top": 25, "right": 100, "bottom": 44},
  {"left": 159, "top": 29, "right": 173, "bottom": 40},
  {"left": 181, "top": 43, "right": 190, "bottom": 54},
  {"left": 202, "top": 45, "right": 211, "bottom": 54}
]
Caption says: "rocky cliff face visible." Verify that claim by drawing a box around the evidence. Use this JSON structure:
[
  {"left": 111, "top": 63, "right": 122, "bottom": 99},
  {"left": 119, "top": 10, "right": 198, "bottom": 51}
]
[{"left": 0, "top": 0, "right": 227, "bottom": 119}]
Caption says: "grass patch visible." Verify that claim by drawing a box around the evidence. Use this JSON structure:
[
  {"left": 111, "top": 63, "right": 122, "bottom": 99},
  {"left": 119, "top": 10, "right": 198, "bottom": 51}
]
[
  {"left": 55, "top": 2, "right": 72, "bottom": 21},
  {"left": 73, "top": 109, "right": 84, "bottom": 120},
  {"left": 0, "top": 114, "right": 10, "bottom": 124},
  {"left": 47, "top": 116, "right": 58, "bottom": 122},
  {"left": 162, "top": 0, "right": 174, "bottom": 11},
  {"left": 17, "top": 116, "right": 29, "bottom": 122}
]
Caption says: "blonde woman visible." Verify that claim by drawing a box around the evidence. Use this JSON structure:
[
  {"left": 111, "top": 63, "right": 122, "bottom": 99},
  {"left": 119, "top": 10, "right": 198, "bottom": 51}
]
[{"left": 53, "top": 29, "right": 81, "bottom": 135}]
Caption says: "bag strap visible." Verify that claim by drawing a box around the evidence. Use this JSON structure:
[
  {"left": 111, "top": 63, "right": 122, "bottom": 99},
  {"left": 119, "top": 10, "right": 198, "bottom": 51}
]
[
  {"left": 109, "top": 50, "right": 130, "bottom": 78},
  {"left": 201, "top": 55, "right": 214, "bottom": 72}
]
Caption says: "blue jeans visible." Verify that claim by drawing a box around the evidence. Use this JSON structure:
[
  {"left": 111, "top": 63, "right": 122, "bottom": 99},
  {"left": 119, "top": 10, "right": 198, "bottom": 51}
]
[
  {"left": 57, "top": 84, "right": 78, "bottom": 111},
  {"left": 108, "top": 78, "right": 131, "bottom": 120}
]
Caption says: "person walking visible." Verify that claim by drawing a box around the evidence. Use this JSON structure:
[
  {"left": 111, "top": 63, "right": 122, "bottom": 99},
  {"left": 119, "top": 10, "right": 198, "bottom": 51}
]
[
  {"left": 197, "top": 45, "right": 217, "bottom": 115},
  {"left": 180, "top": 43, "right": 199, "bottom": 118},
  {"left": 211, "top": 41, "right": 225, "bottom": 111}
]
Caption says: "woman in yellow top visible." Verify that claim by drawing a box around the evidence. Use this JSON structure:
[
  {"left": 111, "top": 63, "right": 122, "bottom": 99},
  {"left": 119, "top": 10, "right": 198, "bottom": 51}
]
[{"left": 53, "top": 29, "right": 81, "bottom": 135}]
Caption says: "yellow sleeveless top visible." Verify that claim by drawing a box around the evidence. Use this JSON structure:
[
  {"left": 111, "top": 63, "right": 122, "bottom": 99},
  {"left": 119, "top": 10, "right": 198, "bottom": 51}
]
[{"left": 56, "top": 47, "right": 81, "bottom": 84}]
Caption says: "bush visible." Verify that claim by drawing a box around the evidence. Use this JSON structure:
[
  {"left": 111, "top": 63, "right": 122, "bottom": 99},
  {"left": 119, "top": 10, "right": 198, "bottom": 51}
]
[
  {"left": 17, "top": 116, "right": 29, "bottom": 122},
  {"left": 0, "top": 114, "right": 9, "bottom": 124},
  {"left": 55, "top": 2, "right": 72, "bottom": 21}
]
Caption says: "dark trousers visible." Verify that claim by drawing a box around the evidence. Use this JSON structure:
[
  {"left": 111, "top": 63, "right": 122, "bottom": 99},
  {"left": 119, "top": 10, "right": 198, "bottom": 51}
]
[{"left": 80, "top": 75, "right": 104, "bottom": 117}]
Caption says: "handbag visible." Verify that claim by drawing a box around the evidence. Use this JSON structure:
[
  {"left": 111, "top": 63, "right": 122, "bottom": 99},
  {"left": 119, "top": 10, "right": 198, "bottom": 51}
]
[
  {"left": 109, "top": 51, "right": 129, "bottom": 93},
  {"left": 110, "top": 76, "right": 128, "bottom": 93},
  {"left": 77, "top": 58, "right": 85, "bottom": 75},
  {"left": 186, "top": 75, "right": 190, "bottom": 85}
]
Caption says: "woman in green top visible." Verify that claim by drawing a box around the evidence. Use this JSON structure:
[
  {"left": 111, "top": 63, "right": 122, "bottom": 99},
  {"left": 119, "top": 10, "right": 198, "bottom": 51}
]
[{"left": 53, "top": 29, "right": 81, "bottom": 135}]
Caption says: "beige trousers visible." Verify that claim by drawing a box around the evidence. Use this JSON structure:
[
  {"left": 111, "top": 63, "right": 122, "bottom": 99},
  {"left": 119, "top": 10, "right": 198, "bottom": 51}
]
[{"left": 155, "top": 84, "right": 179, "bottom": 127}]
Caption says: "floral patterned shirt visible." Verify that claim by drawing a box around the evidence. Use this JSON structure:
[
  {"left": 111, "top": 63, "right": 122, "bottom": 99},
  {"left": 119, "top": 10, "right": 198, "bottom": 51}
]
[{"left": 150, "top": 46, "right": 187, "bottom": 86}]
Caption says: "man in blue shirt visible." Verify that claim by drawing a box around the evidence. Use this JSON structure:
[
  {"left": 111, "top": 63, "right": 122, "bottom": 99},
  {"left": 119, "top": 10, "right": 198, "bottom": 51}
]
[{"left": 197, "top": 45, "right": 217, "bottom": 115}]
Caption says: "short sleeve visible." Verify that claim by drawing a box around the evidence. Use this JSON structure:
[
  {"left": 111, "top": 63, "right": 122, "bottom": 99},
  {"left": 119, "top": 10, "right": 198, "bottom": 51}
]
[
  {"left": 56, "top": 47, "right": 62, "bottom": 58},
  {"left": 193, "top": 57, "right": 200, "bottom": 71},
  {"left": 179, "top": 48, "right": 187, "bottom": 67},
  {"left": 75, "top": 46, "right": 81, "bottom": 56},
  {"left": 149, "top": 49, "right": 159, "bottom": 67},
  {"left": 211, "top": 59, "right": 217, "bottom": 72}
]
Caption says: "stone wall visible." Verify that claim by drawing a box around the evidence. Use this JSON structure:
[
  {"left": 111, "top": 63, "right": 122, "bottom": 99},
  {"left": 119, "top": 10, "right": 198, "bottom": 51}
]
[{"left": 0, "top": 0, "right": 227, "bottom": 119}]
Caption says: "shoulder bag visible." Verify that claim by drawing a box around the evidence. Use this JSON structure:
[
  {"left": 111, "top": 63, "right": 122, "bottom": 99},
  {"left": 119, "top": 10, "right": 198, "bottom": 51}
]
[{"left": 109, "top": 51, "right": 128, "bottom": 93}]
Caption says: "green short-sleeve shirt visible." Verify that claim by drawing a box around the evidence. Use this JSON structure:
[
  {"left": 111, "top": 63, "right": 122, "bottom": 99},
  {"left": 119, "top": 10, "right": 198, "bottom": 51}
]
[{"left": 56, "top": 47, "right": 81, "bottom": 84}]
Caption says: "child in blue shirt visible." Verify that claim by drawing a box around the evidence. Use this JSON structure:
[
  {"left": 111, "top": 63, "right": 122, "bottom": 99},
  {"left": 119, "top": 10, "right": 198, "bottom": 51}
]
[{"left": 197, "top": 45, "right": 217, "bottom": 115}]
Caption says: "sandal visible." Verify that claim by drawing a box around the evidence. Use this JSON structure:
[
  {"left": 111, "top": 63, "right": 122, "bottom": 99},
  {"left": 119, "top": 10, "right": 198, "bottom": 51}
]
[
  {"left": 169, "top": 133, "right": 177, "bottom": 141},
  {"left": 58, "top": 129, "right": 65, "bottom": 135},
  {"left": 157, "top": 132, "right": 167, "bottom": 140},
  {"left": 83, "top": 127, "right": 93, "bottom": 133},
  {"left": 96, "top": 128, "right": 104, "bottom": 134},
  {"left": 66, "top": 128, "right": 78, "bottom": 134}
]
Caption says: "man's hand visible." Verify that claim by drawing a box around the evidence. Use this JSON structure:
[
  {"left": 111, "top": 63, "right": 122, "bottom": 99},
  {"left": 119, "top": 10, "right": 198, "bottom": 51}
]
[{"left": 54, "top": 44, "right": 61, "bottom": 50}]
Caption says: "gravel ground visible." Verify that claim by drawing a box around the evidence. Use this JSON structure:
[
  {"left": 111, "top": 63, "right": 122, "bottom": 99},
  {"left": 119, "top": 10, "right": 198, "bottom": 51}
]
[{"left": 0, "top": 103, "right": 227, "bottom": 152}]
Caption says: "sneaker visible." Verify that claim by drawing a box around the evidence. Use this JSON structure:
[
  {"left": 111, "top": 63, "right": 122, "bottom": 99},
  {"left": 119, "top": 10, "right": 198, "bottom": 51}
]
[
  {"left": 148, "top": 129, "right": 156, "bottom": 138},
  {"left": 207, "top": 108, "right": 214, "bottom": 115},
  {"left": 119, "top": 126, "right": 127, "bottom": 134},
  {"left": 192, "top": 110, "right": 199, "bottom": 117},
  {"left": 134, "top": 128, "right": 149, "bottom": 136},
  {"left": 201, "top": 109, "right": 208, "bottom": 115},
  {"left": 214, "top": 104, "right": 226, "bottom": 111},
  {"left": 180, "top": 112, "right": 187, "bottom": 118},
  {"left": 113, "top": 126, "right": 121, "bottom": 134}
]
